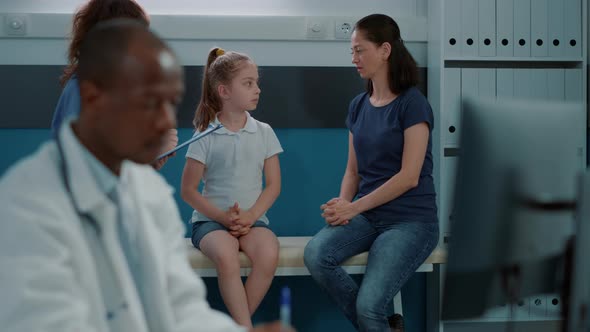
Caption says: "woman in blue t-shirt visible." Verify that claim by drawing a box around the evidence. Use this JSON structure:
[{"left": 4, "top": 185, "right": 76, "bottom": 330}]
[{"left": 304, "top": 14, "right": 439, "bottom": 331}]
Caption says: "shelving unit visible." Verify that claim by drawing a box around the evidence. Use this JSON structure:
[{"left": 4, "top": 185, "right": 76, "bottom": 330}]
[{"left": 426, "top": 0, "right": 587, "bottom": 327}]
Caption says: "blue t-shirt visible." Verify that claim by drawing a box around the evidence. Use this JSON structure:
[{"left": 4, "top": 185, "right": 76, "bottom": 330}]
[
  {"left": 346, "top": 87, "right": 437, "bottom": 223},
  {"left": 50, "top": 76, "right": 81, "bottom": 135}
]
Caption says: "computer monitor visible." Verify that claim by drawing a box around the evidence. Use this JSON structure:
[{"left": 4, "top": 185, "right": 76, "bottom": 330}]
[
  {"left": 441, "top": 97, "right": 586, "bottom": 320},
  {"left": 566, "top": 170, "right": 590, "bottom": 331}
]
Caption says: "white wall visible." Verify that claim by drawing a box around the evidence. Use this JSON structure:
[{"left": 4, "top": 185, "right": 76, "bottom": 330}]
[
  {"left": 0, "top": 0, "right": 428, "bottom": 67},
  {"left": 0, "top": 0, "right": 428, "bottom": 16}
]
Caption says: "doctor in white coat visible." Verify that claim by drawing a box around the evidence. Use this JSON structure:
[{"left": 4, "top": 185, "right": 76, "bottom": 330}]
[{"left": 0, "top": 20, "right": 287, "bottom": 332}]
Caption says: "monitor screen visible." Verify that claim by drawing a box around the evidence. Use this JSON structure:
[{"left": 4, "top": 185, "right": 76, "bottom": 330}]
[{"left": 442, "top": 98, "right": 586, "bottom": 320}]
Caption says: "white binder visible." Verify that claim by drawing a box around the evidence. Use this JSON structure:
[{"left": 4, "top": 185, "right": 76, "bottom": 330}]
[
  {"left": 496, "top": 68, "right": 514, "bottom": 98},
  {"left": 514, "top": 69, "right": 533, "bottom": 98},
  {"left": 530, "top": 0, "right": 548, "bottom": 57},
  {"left": 444, "top": 68, "right": 462, "bottom": 145},
  {"left": 496, "top": 0, "right": 514, "bottom": 57},
  {"left": 461, "top": 68, "right": 479, "bottom": 100},
  {"left": 460, "top": 0, "right": 478, "bottom": 57},
  {"left": 478, "top": 69, "right": 496, "bottom": 97},
  {"left": 564, "top": 0, "right": 582, "bottom": 58},
  {"left": 444, "top": 0, "right": 462, "bottom": 57},
  {"left": 531, "top": 69, "right": 549, "bottom": 99},
  {"left": 547, "top": 69, "right": 565, "bottom": 101},
  {"left": 513, "top": 0, "right": 531, "bottom": 57},
  {"left": 547, "top": 0, "right": 565, "bottom": 57},
  {"left": 565, "top": 69, "right": 583, "bottom": 102},
  {"left": 478, "top": 0, "right": 496, "bottom": 57}
]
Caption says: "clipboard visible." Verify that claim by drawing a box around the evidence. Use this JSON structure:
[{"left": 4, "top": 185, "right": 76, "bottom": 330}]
[{"left": 156, "top": 124, "right": 223, "bottom": 160}]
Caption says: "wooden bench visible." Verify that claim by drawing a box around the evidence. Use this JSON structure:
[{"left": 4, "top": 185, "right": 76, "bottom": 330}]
[{"left": 186, "top": 236, "right": 447, "bottom": 317}]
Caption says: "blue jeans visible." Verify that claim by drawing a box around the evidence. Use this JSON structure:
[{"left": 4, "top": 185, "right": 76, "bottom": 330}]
[{"left": 304, "top": 213, "right": 439, "bottom": 331}]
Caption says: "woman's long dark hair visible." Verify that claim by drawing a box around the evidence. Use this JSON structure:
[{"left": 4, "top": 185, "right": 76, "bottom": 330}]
[
  {"left": 355, "top": 14, "right": 419, "bottom": 95},
  {"left": 60, "top": 0, "right": 148, "bottom": 86}
]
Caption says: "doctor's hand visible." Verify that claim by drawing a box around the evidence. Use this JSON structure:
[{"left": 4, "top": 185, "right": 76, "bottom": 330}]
[
  {"left": 251, "top": 321, "right": 296, "bottom": 332},
  {"left": 321, "top": 198, "right": 357, "bottom": 226},
  {"left": 151, "top": 129, "right": 179, "bottom": 170},
  {"left": 162, "top": 128, "right": 179, "bottom": 151},
  {"left": 151, "top": 152, "right": 175, "bottom": 170}
]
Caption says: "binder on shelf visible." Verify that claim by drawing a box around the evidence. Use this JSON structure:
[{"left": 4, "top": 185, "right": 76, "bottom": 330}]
[
  {"left": 444, "top": 0, "right": 461, "bottom": 57},
  {"left": 565, "top": 69, "right": 583, "bottom": 102},
  {"left": 564, "top": 0, "right": 582, "bottom": 58},
  {"left": 460, "top": 0, "right": 478, "bottom": 57},
  {"left": 513, "top": 69, "right": 533, "bottom": 98},
  {"left": 444, "top": 68, "right": 462, "bottom": 146},
  {"left": 496, "top": 68, "right": 514, "bottom": 99},
  {"left": 496, "top": 0, "right": 514, "bottom": 57},
  {"left": 478, "top": 0, "right": 496, "bottom": 57},
  {"left": 547, "top": 0, "right": 565, "bottom": 57},
  {"left": 461, "top": 68, "right": 479, "bottom": 100},
  {"left": 530, "top": 0, "right": 548, "bottom": 57},
  {"left": 478, "top": 69, "right": 496, "bottom": 97},
  {"left": 546, "top": 69, "right": 565, "bottom": 101},
  {"left": 530, "top": 69, "right": 549, "bottom": 99},
  {"left": 513, "top": 0, "right": 531, "bottom": 57}
]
